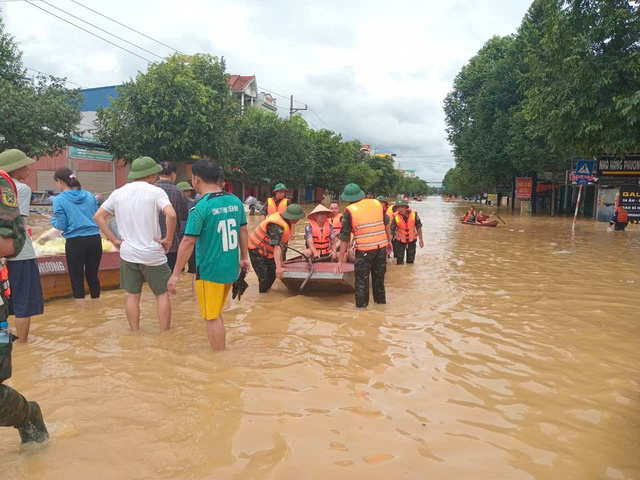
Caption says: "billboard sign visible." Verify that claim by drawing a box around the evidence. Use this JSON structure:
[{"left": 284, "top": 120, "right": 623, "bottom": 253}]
[{"left": 516, "top": 177, "right": 532, "bottom": 198}]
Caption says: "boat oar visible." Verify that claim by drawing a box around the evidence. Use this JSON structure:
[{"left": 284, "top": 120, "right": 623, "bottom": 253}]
[
  {"left": 283, "top": 245, "right": 314, "bottom": 292},
  {"left": 491, "top": 212, "right": 507, "bottom": 225}
]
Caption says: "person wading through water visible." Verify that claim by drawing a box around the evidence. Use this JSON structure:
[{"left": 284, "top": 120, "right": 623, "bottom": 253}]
[{"left": 334, "top": 183, "right": 393, "bottom": 308}]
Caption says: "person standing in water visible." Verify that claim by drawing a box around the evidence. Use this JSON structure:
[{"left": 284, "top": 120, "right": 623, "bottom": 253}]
[
  {"left": 0, "top": 149, "right": 43, "bottom": 343},
  {"left": 168, "top": 159, "right": 250, "bottom": 350},
  {"left": 94, "top": 156, "right": 177, "bottom": 332},
  {"left": 50, "top": 168, "right": 102, "bottom": 307},
  {"left": 334, "top": 183, "right": 392, "bottom": 308},
  {"left": 0, "top": 168, "right": 48, "bottom": 444}
]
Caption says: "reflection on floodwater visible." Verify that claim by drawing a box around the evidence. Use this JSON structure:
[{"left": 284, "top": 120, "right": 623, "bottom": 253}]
[{"left": 3, "top": 198, "right": 639, "bottom": 479}]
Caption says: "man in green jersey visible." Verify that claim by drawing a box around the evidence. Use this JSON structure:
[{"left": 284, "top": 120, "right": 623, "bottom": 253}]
[{"left": 168, "top": 159, "right": 250, "bottom": 351}]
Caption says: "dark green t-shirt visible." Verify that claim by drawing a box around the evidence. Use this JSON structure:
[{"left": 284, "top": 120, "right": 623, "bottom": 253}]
[{"left": 185, "top": 191, "right": 247, "bottom": 284}]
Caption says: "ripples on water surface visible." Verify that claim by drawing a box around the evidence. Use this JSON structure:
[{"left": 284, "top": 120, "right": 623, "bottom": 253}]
[{"left": 3, "top": 197, "right": 639, "bottom": 479}]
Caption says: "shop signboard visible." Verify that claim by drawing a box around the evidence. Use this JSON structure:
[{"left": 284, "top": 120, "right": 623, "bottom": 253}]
[
  {"left": 516, "top": 177, "right": 532, "bottom": 198},
  {"left": 69, "top": 146, "right": 114, "bottom": 162},
  {"left": 496, "top": 182, "right": 512, "bottom": 193},
  {"left": 620, "top": 187, "right": 640, "bottom": 224},
  {"left": 597, "top": 157, "right": 640, "bottom": 176}
]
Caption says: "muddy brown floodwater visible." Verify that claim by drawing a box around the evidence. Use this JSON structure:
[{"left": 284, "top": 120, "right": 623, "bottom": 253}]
[{"left": 2, "top": 197, "right": 639, "bottom": 479}]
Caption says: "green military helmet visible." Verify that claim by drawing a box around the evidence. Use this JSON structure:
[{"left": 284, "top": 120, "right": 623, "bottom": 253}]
[
  {"left": 340, "top": 183, "right": 365, "bottom": 202},
  {"left": 273, "top": 183, "right": 287, "bottom": 192},
  {"left": 0, "top": 149, "right": 35, "bottom": 173},
  {"left": 376, "top": 195, "right": 388, "bottom": 203},
  {"left": 281, "top": 203, "right": 305, "bottom": 220},
  {"left": 128, "top": 156, "right": 162, "bottom": 180},
  {"left": 176, "top": 181, "right": 194, "bottom": 191},
  {"left": 393, "top": 198, "right": 409, "bottom": 211}
]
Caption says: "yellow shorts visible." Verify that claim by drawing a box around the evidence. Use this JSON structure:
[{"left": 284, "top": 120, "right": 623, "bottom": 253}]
[{"left": 195, "top": 280, "right": 232, "bottom": 320}]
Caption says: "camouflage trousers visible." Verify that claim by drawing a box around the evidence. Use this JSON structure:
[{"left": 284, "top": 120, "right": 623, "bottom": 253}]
[
  {"left": 0, "top": 384, "right": 30, "bottom": 428},
  {"left": 393, "top": 240, "right": 417, "bottom": 264},
  {"left": 249, "top": 249, "right": 277, "bottom": 293},
  {"left": 354, "top": 247, "right": 387, "bottom": 308}
]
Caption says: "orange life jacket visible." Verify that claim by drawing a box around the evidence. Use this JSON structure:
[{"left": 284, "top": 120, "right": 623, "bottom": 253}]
[
  {"left": 266, "top": 197, "right": 289, "bottom": 216},
  {"left": 310, "top": 220, "right": 332, "bottom": 255},
  {"left": 0, "top": 170, "right": 17, "bottom": 300},
  {"left": 346, "top": 199, "right": 388, "bottom": 251},
  {"left": 617, "top": 208, "right": 628, "bottom": 223},
  {"left": 394, "top": 210, "right": 417, "bottom": 243},
  {"left": 248, "top": 213, "right": 291, "bottom": 259},
  {"left": 386, "top": 205, "right": 394, "bottom": 218},
  {"left": 332, "top": 213, "right": 343, "bottom": 232},
  {"left": 463, "top": 210, "right": 475, "bottom": 222},
  {"left": 0, "top": 264, "right": 10, "bottom": 299}
]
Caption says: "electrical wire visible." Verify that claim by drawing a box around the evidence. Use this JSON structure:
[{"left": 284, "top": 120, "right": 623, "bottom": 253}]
[
  {"left": 36, "top": 0, "right": 165, "bottom": 60},
  {"left": 307, "top": 107, "right": 330, "bottom": 129},
  {"left": 24, "top": 0, "right": 155, "bottom": 63},
  {"left": 24, "top": 66, "right": 86, "bottom": 87},
  {"left": 69, "top": 0, "right": 186, "bottom": 55}
]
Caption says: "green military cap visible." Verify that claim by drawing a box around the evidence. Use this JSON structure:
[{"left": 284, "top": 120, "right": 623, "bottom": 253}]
[
  {"left": 128, "top": 156, "right": 162, "bottom": 180},
  {"left": 176, "top": 181, "right": 194, "bottom": 191},
  {"left": 340, "top": 183, "right": 365, "bottom": 202},
  {"left": 281, "top": 204, "right": 305, "bottom": 220},
  {"left": 0, "top": 149, "right": 35, "bottom": 173}
]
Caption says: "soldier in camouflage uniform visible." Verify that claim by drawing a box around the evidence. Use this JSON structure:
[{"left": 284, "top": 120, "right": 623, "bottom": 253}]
[
  {"left": 334, "top": 184, "right": 393, "bottom": 308},
  {"left": 0, "top": 168, "right": 49, "bottom": 444}
]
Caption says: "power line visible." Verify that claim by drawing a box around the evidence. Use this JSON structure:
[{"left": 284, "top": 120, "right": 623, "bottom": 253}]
[
  {"left": 24, "top": 0, "right": 155, "bottom": 63},
  {"left": 257, "top": 85, "right": 305, "bottom": 105},
  {"left": 69, "top": 0, "right": 186, "bottom": 55},
  {"left": 36, "top": 0, "right": 165, "bottom": 60},
  {"left": 24, "top": 66, "right": 86, "bottom": 88},
  {"left": 307, "top": 107, "right": 330, "bottom": 129}
]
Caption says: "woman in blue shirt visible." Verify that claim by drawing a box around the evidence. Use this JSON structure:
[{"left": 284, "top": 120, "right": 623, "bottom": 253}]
[{"left": 50, "top": 168, "right": 102, "bottom": 306}]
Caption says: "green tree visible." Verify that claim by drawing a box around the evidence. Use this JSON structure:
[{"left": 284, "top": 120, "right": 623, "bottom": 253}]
[
  {"left": 442, "top": 166, "right": 484, "bottom": 197},
  {"left": 444, "top": 35, "right": 524, "bottom": 185},
  {"left": 367, "top": 154, "right": 402, "bottom": 195},
  {"left": 522, "top": 0, "right": 640, "bottom": 156},
  {"left": 0, "top": 17, "right": 82, "bottom": 156},
  {"left": 233, "top": 109, "right": 313, "bottom": 188},
  {"left": 95, "top": 53, "right": 238, "bottom": 163}
]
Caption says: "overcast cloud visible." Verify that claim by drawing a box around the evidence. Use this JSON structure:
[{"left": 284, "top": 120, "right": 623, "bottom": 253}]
[{"left": 2, "top": 0, "right": 534, "bottom": 182}]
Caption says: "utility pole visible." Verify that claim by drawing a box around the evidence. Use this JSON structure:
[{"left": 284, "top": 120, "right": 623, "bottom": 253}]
[{"left": 289, "top": 95, "right": 307, "bottom": 119}]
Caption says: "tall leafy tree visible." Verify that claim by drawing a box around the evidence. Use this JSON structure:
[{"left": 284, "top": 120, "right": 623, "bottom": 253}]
[
  {"left": 95, "top": 53, "right": 238, "bottom": 163},
  {"left": 522, "top": 0, "right": 640, "bottom": 156},
  {"left": 444, "top": 35, "right": 523, "bottom": 185},
  {"left": 368, "top": 154, "right": 402, "bottom": 195},
  {"left": 233, "top": 109, "right": 313, "bottom": 187},
  {"left": 0, "top": 16, "right": 82, "bottom": 156}
]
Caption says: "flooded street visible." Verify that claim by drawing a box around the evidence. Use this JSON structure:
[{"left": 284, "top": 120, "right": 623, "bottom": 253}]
[{"left": 3, "top": 197, "right": 639, "bottom": 479}]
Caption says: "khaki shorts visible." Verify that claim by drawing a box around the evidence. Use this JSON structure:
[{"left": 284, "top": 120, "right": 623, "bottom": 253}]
[
  {"left": 196, "top": 280, "right": 232, "bottom": 320},
  {"left": 120, "top": 259, "right": 171, "bottom": 295}
]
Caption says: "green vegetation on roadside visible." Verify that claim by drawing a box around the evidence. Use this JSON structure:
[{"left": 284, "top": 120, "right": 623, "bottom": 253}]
[{"left": 442, "top": 0, "right": 640, "bottom": 197}]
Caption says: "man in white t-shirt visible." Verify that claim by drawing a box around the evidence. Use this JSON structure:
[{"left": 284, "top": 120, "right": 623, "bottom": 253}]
[{"left": 94, "top": 156, "right": 177, "bottom": 332}]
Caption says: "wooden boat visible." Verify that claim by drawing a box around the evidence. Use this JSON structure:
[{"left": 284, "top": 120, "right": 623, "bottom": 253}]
[
  {"left": 37, "top": 251, "right": 121, "bottom": 301},
  {"left": 459, "top": 219, "right": 499, "bottom": 227},
  {"left": 282, "top": 256, "right": 355, "bottom": 293}
]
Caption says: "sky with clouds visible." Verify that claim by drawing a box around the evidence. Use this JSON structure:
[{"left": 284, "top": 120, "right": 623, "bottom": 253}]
[{"left": 2, "top": 0, "right": 535, "bottom": 183}]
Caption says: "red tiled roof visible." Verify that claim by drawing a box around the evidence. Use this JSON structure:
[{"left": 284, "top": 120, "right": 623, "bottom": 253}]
[{"left": 227, "top": 75, "right": 256, "bottom": 92}]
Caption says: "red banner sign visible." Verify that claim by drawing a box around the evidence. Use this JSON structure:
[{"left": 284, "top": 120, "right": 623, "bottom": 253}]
[{"left": 516, "top": 177, "right": 532, "bottom": 198}]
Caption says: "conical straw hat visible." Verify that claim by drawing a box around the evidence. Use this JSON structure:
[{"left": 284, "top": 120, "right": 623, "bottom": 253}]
[{"left": 307, "top": 203, "right": 335, "bottom": 220}]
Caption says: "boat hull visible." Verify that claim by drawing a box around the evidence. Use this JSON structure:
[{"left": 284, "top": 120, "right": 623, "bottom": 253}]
[
  {"left": 459, "top": 219, "right": 499, "bottom": 227},
  {"left": 37, "top": 251, "right": 121, "bottom": 301},
  {"left": 282, "top": 259, "right": 355, "bottom": 293}
]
